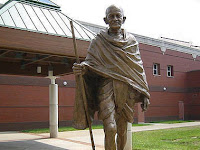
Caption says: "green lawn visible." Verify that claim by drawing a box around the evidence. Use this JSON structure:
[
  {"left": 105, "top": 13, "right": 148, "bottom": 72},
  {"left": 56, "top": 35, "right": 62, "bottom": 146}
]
[
  {"left": 150, "top": 120, "right": 194, "bottom": 124},
  {"left": 133, "top": 123, "right": 151, "bottom": 126},
  {"left": 21, "top": 123, "right": 150, "bottom": 133},
  {"left": 21, "top": 120, "right": 193, "bottom": 133},
  {"left": 21, "top": 125, "right": 101, "bottom": 133},
  {"left": 22, "top": 126, "right": 75, "bottom": 133},
  {"left": 132, "top": 126, "right": 200, "bottom": 150},
  {"left": 22, "top": 123, "right": 200, "bottom": 149}
]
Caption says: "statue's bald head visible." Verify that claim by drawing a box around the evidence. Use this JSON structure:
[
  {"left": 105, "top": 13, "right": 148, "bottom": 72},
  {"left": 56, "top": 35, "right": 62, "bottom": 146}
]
[
  {"left": 105, "top": 5, "right": 124, "bottom": 17},
  {"left": 104, "top": 5, "right": 126, "bottom": 27}
]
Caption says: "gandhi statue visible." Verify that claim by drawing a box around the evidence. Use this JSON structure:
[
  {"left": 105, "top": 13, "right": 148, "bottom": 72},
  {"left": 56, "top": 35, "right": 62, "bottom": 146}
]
[{"left": 73, "top": 5, "right": 150, "bottom": 150}]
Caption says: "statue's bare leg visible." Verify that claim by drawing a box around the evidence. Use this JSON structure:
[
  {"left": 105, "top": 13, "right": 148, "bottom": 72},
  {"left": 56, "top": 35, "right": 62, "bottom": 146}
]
[
  {"left": 103, "top": 111, "right": 117, "bottom": 150},
  {"left": 116, "top": 116, "right": 127, "bottom": 150}
]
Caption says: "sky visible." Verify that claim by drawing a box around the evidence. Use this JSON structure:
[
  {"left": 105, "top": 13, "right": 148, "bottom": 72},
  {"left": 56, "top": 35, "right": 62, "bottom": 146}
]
[{"left": 1, "top": 0, "right": 200, "bottom": 46}]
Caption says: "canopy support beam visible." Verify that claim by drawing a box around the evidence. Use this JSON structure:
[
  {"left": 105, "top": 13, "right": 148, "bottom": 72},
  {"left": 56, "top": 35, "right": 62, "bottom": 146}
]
[{"left": 47, "top": 70, "right": 58, "bottom": 138}]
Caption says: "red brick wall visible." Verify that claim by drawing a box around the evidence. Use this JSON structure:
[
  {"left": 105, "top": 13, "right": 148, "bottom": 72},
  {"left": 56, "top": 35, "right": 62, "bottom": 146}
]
[
  {"left": 0, "top": 85, "right": 76, "bottom": 123},
  {"left": 0, "top": 85, "right": 49, "bottom": 123},
  {"left": 58, "top": 87, "right": 75, "bottom": 121},
  {"left": 0, "top": 75, "right": 76, "bottom": 130},
  {"left": 185, "top": 71, "right": 200, "bottom": 119},
  {"left": 140, "top": 43, "right": 200, "bottom": 121},
  {"left": 0, "top": 43, "right": 200, "bottom": 130},
  {"left": 186, "top": 71, "right": 200, "bottom": 87}
]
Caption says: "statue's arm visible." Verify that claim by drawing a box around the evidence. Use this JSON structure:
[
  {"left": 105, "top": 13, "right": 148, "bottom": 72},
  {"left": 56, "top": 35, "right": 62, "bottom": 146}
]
[
  {"left": 73, "top": 62, "right": 87, "bottom": 76},
  {"left": 141, "top": 96, "right": 150, "bottom": 112}
]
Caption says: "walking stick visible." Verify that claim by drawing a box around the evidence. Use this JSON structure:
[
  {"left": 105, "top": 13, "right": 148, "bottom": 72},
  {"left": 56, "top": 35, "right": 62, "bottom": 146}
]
[{"left": 70, "top": 21, "right": 95, "bottom": 150}]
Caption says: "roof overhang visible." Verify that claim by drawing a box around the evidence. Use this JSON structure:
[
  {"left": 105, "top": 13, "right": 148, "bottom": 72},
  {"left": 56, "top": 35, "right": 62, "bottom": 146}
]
[{"left": 0, "top": 26, "right": 89, "bottom": 76}]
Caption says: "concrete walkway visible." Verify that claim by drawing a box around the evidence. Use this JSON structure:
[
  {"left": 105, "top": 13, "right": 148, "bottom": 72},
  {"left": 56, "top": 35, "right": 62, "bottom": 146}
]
[{"left": 0, "top": 121, "right": 200, "bottom": 150}]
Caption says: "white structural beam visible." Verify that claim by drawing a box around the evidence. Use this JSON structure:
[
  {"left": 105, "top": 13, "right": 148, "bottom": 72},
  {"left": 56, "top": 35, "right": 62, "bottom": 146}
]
[{"left": 47, "top": 70, "right": 58, "bottom": 138}]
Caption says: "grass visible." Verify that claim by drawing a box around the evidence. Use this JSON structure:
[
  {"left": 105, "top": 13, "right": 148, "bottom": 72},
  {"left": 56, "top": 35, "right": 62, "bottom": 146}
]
[
  {"left": 21, "top": 125, "right": 102, "bottom": 133},
  {"left": 21, "top": 123, "right": 150, "bottom": 133},
  {"left": 132, "top": 126, "right": 200, "bottom": 150},
  {"left": 150, "top": 120, "right": 194, "bottom": 124},
  {"left": 132, "top": 123, "right": 151, "bottom": 127},
  {"left": 21, "top": 120, "right": 193, "bottom": 133},
  {"left": 21, "top": 122, "right": 200, "bottom": 149}
]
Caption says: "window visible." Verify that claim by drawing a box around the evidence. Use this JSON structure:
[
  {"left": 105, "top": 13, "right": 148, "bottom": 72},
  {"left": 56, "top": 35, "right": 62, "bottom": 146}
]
[
  {"left": 167, "top": 65, "right": 174, "bottom": 77},
  {"left": 153, "top": 63, "right": 160, "bottom": 75}
]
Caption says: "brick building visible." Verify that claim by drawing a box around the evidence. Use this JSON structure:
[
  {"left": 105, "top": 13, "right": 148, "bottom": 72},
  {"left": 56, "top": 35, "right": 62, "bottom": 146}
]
[{"left": 0, "top": 0, "right": 200, "bottom": 131}]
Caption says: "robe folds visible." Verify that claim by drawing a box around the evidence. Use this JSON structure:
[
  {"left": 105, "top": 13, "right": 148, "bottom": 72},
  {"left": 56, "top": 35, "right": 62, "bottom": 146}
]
[{"left": 73, "top": 29, "right": 150, "bottom": 129}]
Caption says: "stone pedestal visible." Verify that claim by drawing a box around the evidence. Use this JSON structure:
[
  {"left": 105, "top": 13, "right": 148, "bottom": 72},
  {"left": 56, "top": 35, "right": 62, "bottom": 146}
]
[{"left": 124, "top": 122, "right": 132, "bottom": 150}]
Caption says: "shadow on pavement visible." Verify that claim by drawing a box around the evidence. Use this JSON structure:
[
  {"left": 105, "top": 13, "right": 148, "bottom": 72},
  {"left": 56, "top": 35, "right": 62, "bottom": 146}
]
[{"left": 0, "top": 139, "right": 69, "bottom": 150}]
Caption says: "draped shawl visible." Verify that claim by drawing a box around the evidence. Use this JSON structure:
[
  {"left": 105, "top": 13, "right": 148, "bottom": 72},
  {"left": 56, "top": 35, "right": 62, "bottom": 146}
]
[{"left": 73, "top": 29, "right": 150, "bottom": 129}]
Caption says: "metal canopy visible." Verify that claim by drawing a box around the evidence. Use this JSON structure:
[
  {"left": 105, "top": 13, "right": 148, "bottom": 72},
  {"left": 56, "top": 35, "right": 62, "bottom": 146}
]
[
  {"left": 31, "top": 0, "right": 60, "bottom": 8},
  {"left": 0, "top": 0, "right": 95, "bottom": 40},
  {"left": 0, "top": 0, "right": 95, "bottom": 76}
]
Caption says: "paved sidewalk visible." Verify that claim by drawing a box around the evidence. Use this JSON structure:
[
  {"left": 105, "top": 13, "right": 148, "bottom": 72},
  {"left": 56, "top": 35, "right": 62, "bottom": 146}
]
[{"left": 0, "top": 121, "right": 200, "bottom": 150}]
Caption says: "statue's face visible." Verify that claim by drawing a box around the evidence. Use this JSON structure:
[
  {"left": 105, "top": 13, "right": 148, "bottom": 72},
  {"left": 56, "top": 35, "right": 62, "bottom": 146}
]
[{"left": 105, "top": 7, "right": 125, "bottom": 30}]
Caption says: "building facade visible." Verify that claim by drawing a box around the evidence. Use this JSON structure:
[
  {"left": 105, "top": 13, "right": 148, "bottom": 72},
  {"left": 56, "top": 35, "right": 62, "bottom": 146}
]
[{"left": 0, "top": 1, "right": 200, "bottom": 131}]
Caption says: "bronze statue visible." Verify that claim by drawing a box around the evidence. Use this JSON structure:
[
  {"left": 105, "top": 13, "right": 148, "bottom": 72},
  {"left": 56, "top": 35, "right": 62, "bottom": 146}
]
[{"left": 73, "top": 5, "right": 150, "bottom": 150}]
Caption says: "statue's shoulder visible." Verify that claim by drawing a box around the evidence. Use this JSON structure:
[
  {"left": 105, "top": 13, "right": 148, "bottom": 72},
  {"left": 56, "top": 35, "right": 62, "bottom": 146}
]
[
  {"left": 89, "top": 37, "right": 99, "bottom": 47},
  {"left": 90, "top": 30, "right": 105, "bottom": 44},
  {"left": 129, "top": 33, "right": 137, "bottom": 41},
  {"left": 125, "top": 31, "right": 137, "bottom": 43},
  {"left": 88, "top": 33, "right": 102, "bottom": 51}
]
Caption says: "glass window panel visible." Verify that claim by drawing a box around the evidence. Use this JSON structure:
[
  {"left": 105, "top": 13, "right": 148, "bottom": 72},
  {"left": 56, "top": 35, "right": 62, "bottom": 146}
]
[
  {"left": 167, "top": 65, "right": 173, "bottom": 77},
  {"left": 79, "top": 24, "right": 96, "bottom": 40},
  {"left": 38, "top": 0, "right": 57, "bottom": 6},
  {"left": 23, "top": 4, "right": 46, "bottom": 32},
  {"left": 73, "top": 22, "right": 91, "bottom": 40},
  {"left": 0, "top": 16, "right": 4, "bottom": 25},
  {"left": 81, "top": 26, "right": 94, "bottom": 40},
  {"left": 72, "top": 26, "right": 82, "bottom": 39},
  {"left": 1, "top": 11, "right": 15, "bottom": 26},
  {"left": 42, "top": 9, "right": 64, "bottom": 35},
  {"left": 0, "top": 1, "right": 17, "bottom": 16},
  {"left": 153, "top": 64, "right": 157, "bottom": 75},
  {"left": 168, "top": 66, "right": 171, "bottom": 71},
  {"left": 154, "top": 64, "right": 157, "bottom": 69},
  {"left": 15, "top": 3, "right": 36, "bottom": 30},
  {"left": 86, "top": 30, "right": 96, "bottom": 39},
  {"left": 9, "top": 6, "right": 26, "bottom": 28},
  {"left": 153, "top": 70, "right": 157, "bottom": 75},
  {"left": 33, "top": 7, "right": 56, "bottom": 34},
  {"left": 153, "top": 63, "right": 161, "bottom": 75},
  {"left": 51, "top": 11, "right": 71, "bottom": 36},
  {"left": 79, "top": 24, "right": 96, "bottom": 39},
  {"left": 60, "top": 14, "right": 82, "bottom": 38}
]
